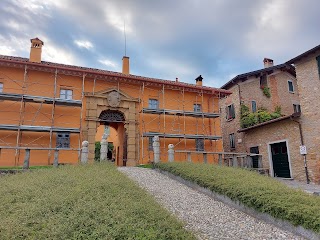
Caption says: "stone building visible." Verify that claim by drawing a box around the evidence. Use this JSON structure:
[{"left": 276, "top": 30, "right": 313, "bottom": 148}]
[
  {"left": 0, "top": 38, "right": 229, "bottom": 167},
  {"left": 287, "top": 44, "right": 320, "bottom": 183},
  {"left": 220, "top": 59, "right": 307, "bottom": 181}
]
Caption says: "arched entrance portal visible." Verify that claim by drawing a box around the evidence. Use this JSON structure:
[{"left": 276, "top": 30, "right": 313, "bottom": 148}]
[
  {"left": 84, "top": 88, "right": 138, "bottom": 166},
  {"left": 98, "top": 110, "right": 127, "bottom": 166}
]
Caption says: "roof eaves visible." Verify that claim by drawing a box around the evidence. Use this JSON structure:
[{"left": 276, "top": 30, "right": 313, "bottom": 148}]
[{"left": 287, "top": 44, "right": 320, "bottom": 64}]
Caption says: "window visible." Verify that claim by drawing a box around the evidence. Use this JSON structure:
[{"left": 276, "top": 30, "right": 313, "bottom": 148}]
[
  {"left": 251, "top": 101, "right": 257, "bottom": 113},
  {"left": 60, "top": 89, "right": 73, "bottom": 100},
  {"left": 56, "top": 132, "right": 70, "bottom": 148},
  {"left": 0, "top": 83, "right": 3, "bottom": 92},
  {"left": 226, "top": 104, "right": 235, "bottom": 120},
  {"left": 195, "top": 139, "right": 204, "bottom": 151},
  {"left": 288, "top": 80, "right": 294, "bottom": 93},
  {"left": 260, "top": 74, "right": 267, "bottom": 88},
  {"left": 229, "top": 133, "right": 235, "bottom": 149},
  {"left": 148, "top": 99, "right": 159, "bottom": 109},
  {"left": 193, "top": 104, "right": 201, "bottom": 112},
  {"left": 148, "top": 137, "right": 153, "bottom": 151},
  {"left": 293, "top": 104, "right": 301, "bottom": 113}
]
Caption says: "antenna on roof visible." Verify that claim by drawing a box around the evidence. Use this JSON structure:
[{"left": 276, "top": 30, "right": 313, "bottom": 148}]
[{"left": 123, "top": 20, "right": 127, "bottom": 56}]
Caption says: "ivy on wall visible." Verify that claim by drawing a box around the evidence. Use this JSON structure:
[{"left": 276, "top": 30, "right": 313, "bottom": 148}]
[{"left": 240, "top": 104, "right": 282, "bottom": 129}]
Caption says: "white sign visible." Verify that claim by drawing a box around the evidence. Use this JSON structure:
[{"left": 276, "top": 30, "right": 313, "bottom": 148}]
[{"left": 300, "top": 145, "right": 307, "bottom": 155}]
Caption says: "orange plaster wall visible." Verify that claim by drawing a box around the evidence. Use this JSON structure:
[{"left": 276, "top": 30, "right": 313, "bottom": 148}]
[{"left": 0, "top": 65, "right": 223, "bottom": 166}]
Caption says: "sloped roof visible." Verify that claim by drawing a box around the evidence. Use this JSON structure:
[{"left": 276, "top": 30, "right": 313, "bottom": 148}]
[
  {"left": 286, "top": 44, "right": 320, "bottom": 64},
  {"left": 0, "top": 54, "right": 231, "bottom": 96},
  {"left": 221, "top": 63, "right": 295, "bottom": 90}
]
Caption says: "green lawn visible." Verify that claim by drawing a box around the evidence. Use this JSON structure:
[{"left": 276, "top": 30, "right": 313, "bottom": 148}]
[
  {"left": 0, "top": 163, "right": 195, "bottom": 239},
  {"left": 156, "top": 162, "right": 320, "bottom": 234}
]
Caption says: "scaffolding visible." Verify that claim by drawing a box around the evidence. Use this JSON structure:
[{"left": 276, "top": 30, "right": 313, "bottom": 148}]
[
  {"left": 0, "top": 66, "right": 84, "bottom": 166},
  {"left": 0, "top": 57, "right": 226, "bottom": 166},
  {"left": 139, "top": 83, "right": 222, "bottom": 163}
]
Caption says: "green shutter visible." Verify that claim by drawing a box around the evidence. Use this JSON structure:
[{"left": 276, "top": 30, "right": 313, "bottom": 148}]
[{"left": 231, "top": 104, "right": 235, "bottom": 119}]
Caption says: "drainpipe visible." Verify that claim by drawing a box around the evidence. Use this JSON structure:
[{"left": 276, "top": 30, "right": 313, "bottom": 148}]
[{"left": 290, "top": 115, "right": 310, "bottom": 184}]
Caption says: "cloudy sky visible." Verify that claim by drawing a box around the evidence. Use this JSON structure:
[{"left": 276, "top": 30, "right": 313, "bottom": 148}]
[{"left": 0, "top": 0, "right": 319, "bottom": 87}]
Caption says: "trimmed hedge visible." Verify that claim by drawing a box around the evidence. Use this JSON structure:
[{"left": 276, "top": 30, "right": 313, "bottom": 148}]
[
  {"left": 156, "top": 162, "right": 320, "bottom": 234},
  {"left": 0, "top": 163, "right": 195, "bottom": 239}
]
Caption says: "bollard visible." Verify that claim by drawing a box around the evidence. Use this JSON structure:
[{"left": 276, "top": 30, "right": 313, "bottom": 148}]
[
  {"left": 81, "top": 141, "right": 89, "bottom": 164},
  {"left": 187, "top": 152, "right": 192, "bottom": 162},
  {"left": 168, "top": 144, "right": 174, "bottom": 162},
  {"left": 23, "top": 149, "right": 30, "bottom": 170},
  {"left": 218, "top": 153, "right": 223, "bottom": 165},
  {"left": 152, "top": 136, "right": 160, "bottom": 163},
  {"left": 53, "top": 150, "right": 59, "bottom": 167}
]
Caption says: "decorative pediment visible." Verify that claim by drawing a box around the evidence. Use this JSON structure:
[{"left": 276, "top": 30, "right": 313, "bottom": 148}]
[{"left": 84, "top": 87, "right": 138, "bottom": 102}]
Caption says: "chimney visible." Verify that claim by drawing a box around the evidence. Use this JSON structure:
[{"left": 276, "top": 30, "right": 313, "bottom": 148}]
[
  {"left": 175, "top": 77, "right": 179, "bottom": 82},
  {"left": 29, "top": 38, "right": 44, "bottom": 63},
  {"left": 263, "top": 58, "right": 274, "bottom": 68},
  {"left": 122, "top": 56, "right": 129, "bottom": 74},
  {"left": 195, "top": 75, "right": 203, "bottom": 86}
]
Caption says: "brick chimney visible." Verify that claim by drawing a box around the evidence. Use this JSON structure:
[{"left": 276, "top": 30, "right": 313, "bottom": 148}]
[
  {"left": 122, "top": 56, "right": 129, "bottom": 74},
  {"left": 29, "top": 38, "right": 44, "bottom": 63},
  {"left": 195, "top": 75, "right": 203, "bottom": 86},
  {"left": 263, "top": 58, "right": 274, "bottom": 68}
]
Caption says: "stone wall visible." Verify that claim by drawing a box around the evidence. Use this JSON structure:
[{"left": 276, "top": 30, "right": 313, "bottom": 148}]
[
  {"left": 294, "top": 49, "right": 320, "bottom": 183},
  {"left": 242, "top": 119, "right": 306, "bottom": 181}
]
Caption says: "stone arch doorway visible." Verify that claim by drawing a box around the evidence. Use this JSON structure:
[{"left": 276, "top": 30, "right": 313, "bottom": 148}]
[
  {"left": 98, "top": 110, "right": 127, "bottom": 166},
  {"left": 84, "top": 88, "right": 139, "bottom": 166}
]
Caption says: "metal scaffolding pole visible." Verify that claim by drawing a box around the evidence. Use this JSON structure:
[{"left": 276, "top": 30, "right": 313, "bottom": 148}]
[
  {"left": 48, "top": 69, "right": 58, "bottom": 164},
  {"left": 78, "top": 73, "right": 86, "bottom": 160}
]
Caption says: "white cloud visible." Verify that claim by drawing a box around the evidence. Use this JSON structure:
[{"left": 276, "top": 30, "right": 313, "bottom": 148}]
[
  {"left": 42, "top": 44, "right": 80, "bottom": 66},
  {"left": 74, "top": 40, "right": 93, "bottom": 50},
  {"left": 99, "top": 59, "right": 118, "bottom": 69}
]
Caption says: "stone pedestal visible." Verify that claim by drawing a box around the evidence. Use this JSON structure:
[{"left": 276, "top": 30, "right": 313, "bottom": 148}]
[
  {"left": 153, "top": 136, "right": 160, "bottom": 163},
  {"left": 168, "top": 144, "right": 174, "bottom": 162},
  {"left": 81, "top": 141, "right": 89, "bottom": 164}
]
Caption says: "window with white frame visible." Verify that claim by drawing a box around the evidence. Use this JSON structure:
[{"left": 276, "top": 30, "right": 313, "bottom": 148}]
[
  {"left": 288, "top": 80, "right": 294, "bottom": 93},
  {"left": 193, "top": 104, "right": 201, "bottom": 112},
  {"left": 195, "top": 139, "right": 204, "bottom": 151},
  {"left": 148, "top": 99, "right": 159, "bottom": 109},
  {"left": 251, "top": 101, "right": 257, "bottom": 113},
  {"left": 316, "top": 56, "right": 320, "bottom": 78},
  {"left": 229, "top": 133, "right": 235, "bottom": 149},
  {"left": 226, "top": 104, "right": 235, "bottom": 120},
  {"left": 293, "top": 104, "right": 301, "bottom": 113},
  {"left": 60, "top": 89, "right": 73, "bottom": 100},
  {"left": 0, "top": 83, "right": 3, "bottom": 92},
  {"left": 56, "top": 132, "right": 70, "bottom": 148}
]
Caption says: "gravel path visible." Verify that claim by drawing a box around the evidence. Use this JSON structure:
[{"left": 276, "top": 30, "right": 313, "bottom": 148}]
[{"left": 118, "top": 167, "right": 304, "bottom": 240}]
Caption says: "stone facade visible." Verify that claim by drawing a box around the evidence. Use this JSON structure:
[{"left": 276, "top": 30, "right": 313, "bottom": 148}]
[
  {"left": 290, "top": 47, "right": 320, "bottom": 183},
  {"left": 220, "top": 63, "right": 307, "bottom": 181},
  {"left": 242, "top": 119, "right": 306, "bottom": 181}
]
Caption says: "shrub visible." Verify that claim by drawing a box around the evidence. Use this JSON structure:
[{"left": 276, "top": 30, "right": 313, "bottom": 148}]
[
  {"left": 262, "top": 86, "right": 271, "bottom": 97},
  {"left": 156, "top": 162, "right": 320, "bottom": 234},
  {"left": 0, "top": 163, "right": 195, "bottom": 239}
]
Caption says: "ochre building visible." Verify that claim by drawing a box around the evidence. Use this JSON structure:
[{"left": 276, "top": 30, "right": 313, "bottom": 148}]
[{"left": 0, "top": 38, "right": 229, "bottom": 166}]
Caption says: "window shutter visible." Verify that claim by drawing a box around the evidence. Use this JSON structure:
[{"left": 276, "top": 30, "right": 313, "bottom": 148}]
[
  {"left": 225, "top": 106, "right": 228, "bottom": 119},
  {"left": 231, "top": 104, "right": 235, "bottom": 118}
]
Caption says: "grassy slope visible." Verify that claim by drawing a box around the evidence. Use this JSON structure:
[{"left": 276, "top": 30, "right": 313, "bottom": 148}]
[
  {"left": 0, "top": 163, "right": 195, "bottom": 240},
  {"left": 156, "top": 162, "right": 320, "bottom": 234}
]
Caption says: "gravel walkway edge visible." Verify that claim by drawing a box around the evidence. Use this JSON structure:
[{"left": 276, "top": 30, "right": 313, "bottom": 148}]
[{"left": 156, "top": 169, "right": 319, "bottom": 240}]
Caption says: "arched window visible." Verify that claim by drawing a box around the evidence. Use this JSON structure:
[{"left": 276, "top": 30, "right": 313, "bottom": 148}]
[{"left": 99, "top": 110, "right": 125, "bottom": 123}]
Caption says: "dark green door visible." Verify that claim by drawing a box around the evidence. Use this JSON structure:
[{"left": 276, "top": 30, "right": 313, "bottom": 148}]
[{"left": 271, "top": 142, "right": 291, "bottom": 178}]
